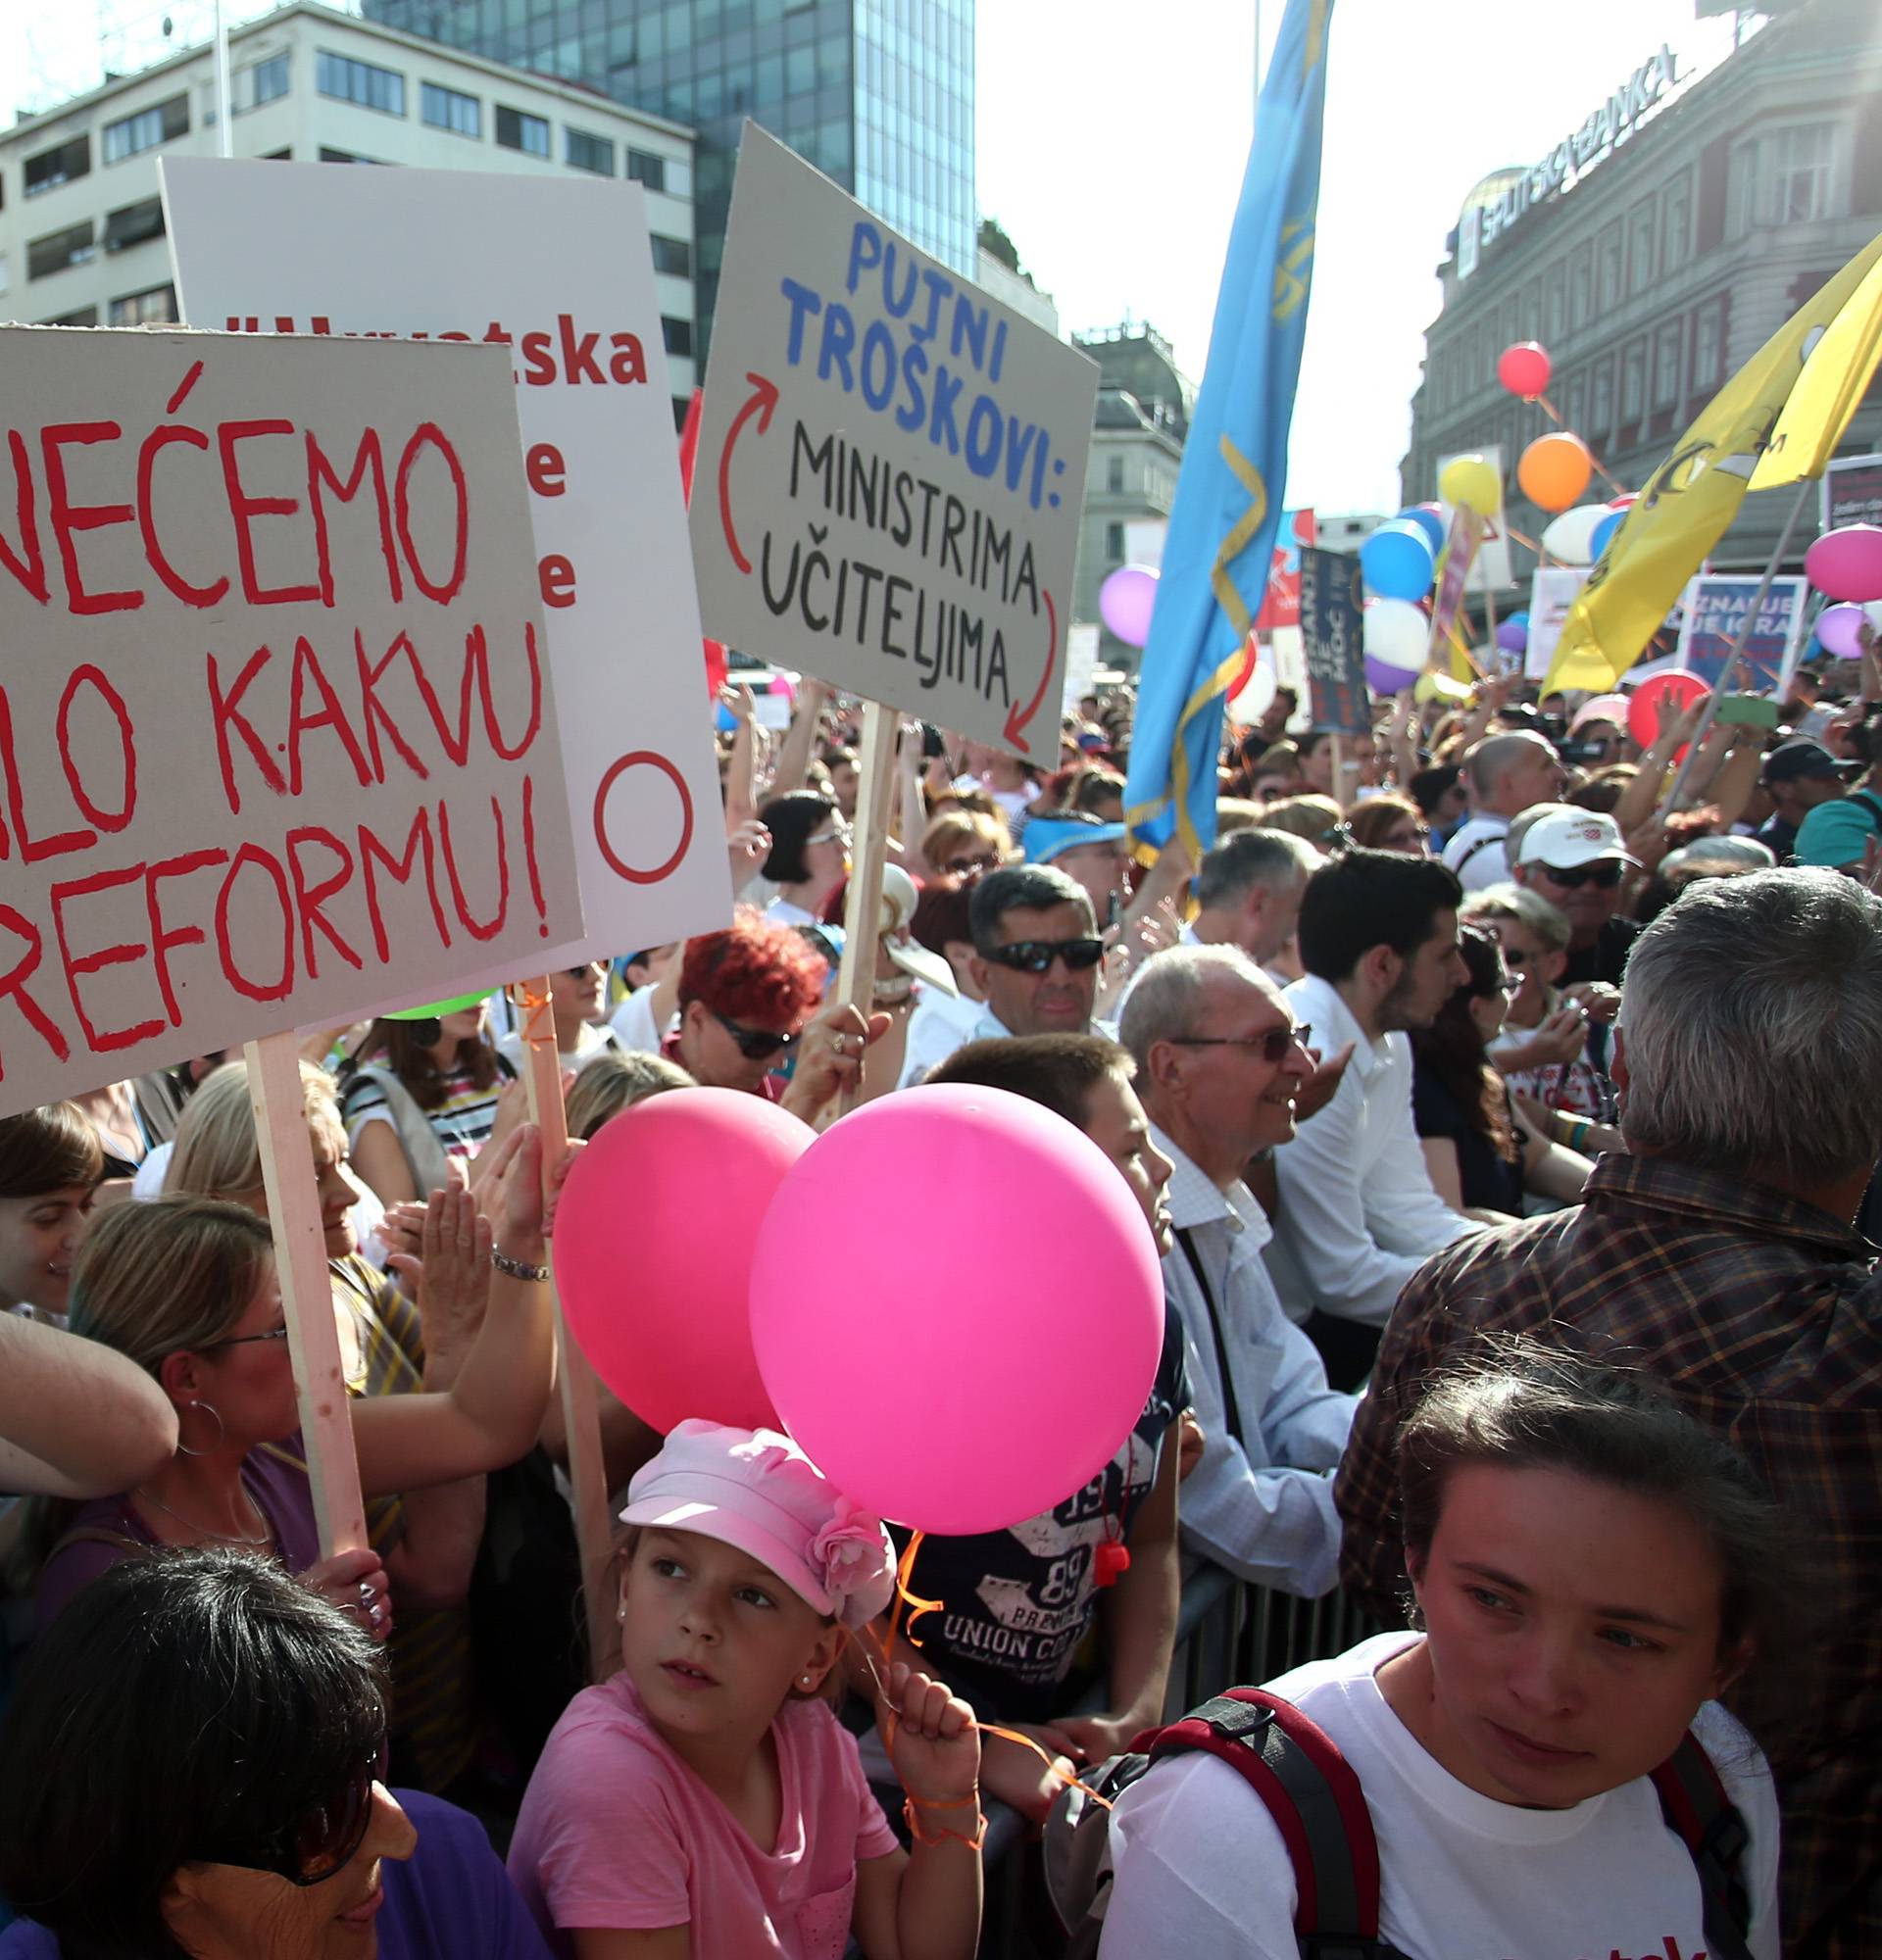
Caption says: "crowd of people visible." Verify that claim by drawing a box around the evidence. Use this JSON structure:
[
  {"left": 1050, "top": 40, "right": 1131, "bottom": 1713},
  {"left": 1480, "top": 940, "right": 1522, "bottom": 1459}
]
[{"left": 1, "top": 650, "right": 1879, "bottom": 1959}]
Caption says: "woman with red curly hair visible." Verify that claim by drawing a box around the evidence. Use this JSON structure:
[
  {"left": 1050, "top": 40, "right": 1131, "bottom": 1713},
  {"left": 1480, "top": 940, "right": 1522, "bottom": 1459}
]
[{"left": 666, "top": 910, "right": 888, "bottom": 1122}]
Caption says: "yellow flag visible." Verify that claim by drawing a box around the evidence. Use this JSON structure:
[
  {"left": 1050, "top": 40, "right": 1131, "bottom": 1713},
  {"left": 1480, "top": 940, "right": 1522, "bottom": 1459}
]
[
  {"left": 1545, "top": 229, "right": 1882, "bottom": 695},
  {"left": 1749, "top": 250, "right": 1882, "bottom": 490}
]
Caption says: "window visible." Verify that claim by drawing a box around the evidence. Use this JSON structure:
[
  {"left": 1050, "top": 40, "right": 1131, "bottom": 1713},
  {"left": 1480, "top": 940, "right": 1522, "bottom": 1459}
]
[
  {"left": 1621, "top": 341, "right": 1646, "bottom": 422},
  {"left": 1545, "top": 269, "right": 1564, "bottom": 341},
  {"left": 318, "top": 147, "right": 388, "bottom": 165},
  {"left": 46, "top": 306, "right": 97, "bottom": 326},
  {"left": 316, "top": 52, "right": 405, "bottom": 117},
  {"left": 102, "top": 93, "right": 189, "bottom": 163},
  {"left": 662, "top": 316, "right": 693, "bottom": 357},
  {"left": 109, "top": 283, "right": 175, "bottom": 326},
  {"left": 1653, "top": 322, "right": 1681, "bottom": 410},
  {"left": 1693, "top": 305, "right": 1723, "bottom": 391},
  {"left": 1662, "top": 180, "right": 1690, "bottom": 271},
  {"left": 1598, "top": 229, "right": 1622, "bottom": 310},
  {"left": 495, "top": 106, "right": 550, "bottom": 157},
  {"left": 24, "top": 134, "right": 90, "bottom": 197},
  {"left": 1627, "top": 203, "right": 1655, "bottom": 294},
  {"left": 565, "top": 126, "right": 615, "bottom": 174},
  {"left": 650, "top": 234, "right": 691, "bottom": 277},
  {"left": 27, "top": 221, "right": 94, "bottom": 280},
  {"left": 1105, "top": 521, "right": 1124, "bottom": 562},
  {"left": 1107, "top": 456, "right": 1124, "bottom": 493},
  {"left": 234, "top": 53, "right": 290, "bottom": 113},
  {"left": 421, "top": 81, "right": 479, "bottom": 137},
  {"left": 103, "top": 196, "right": 165, "bottom": 252},
  {"left": 626, "top": 148, "right": 667, "bottom": 191},
  {"left": 1771, "top": 123, "right": 1833, "bottom": 224},
  {"left": 1568, "top": 246, "right": 1591, "bottom": 329},
  {"left": 1591, "top": 361, "right": 1614, "bottom": 435}
]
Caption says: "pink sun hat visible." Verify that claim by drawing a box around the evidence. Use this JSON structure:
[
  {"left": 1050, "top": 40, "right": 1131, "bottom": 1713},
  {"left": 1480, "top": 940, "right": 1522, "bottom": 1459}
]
[{"left": 619, "top": 1420, "right": 896, "bottom": 1629}]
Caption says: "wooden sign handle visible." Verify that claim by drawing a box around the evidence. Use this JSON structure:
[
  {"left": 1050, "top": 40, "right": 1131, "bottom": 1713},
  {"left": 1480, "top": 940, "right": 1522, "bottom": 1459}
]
[
  {"left": 511, "top": 976, "right": 615, "bottom": 1679},
  {"left": 834, "top": 700, "right": 898, "bottom": 1116},
  {"left": 243, "top": 1032, "right": 368, "bottom": 1558}
]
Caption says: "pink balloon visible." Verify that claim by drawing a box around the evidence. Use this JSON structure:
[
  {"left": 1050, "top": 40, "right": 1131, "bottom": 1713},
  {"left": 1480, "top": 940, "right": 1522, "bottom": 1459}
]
[
  {"left": 1099, "top": 564, "right": 1160, "bottom": 648},
  {"left": 1497, "top": 341, "right": 1552, "bottom": 399},
  {"left": 1806, "top": 525, "right": 1882, "bottom": 604},
  {"left": 751, "top": 1086, "right": 1165, "bottom": 1535},
  {"left": 555, "top": 1089, "right": 814, "bottom": 1434}
]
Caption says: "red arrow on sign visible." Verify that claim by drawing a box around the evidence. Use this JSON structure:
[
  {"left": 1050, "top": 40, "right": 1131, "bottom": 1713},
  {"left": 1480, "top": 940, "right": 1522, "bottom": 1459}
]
[
  {"left": 1004, "top": 589, "right": 1058, "bottom": 753},
  {"left": 718, "top": 371, "right": 779, "bottom": 575}
]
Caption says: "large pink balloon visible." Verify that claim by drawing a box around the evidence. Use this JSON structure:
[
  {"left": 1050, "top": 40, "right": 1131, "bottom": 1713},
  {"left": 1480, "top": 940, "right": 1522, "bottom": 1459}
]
[
  {"left": 555, "top": 1089, "right": 814, "bottom": 1433},
  {"left": 1806, "top": 525, "right": 1882, "bottom": 604},
  {"left": 751, "top": 1086, "right": 1164, "bottom": 1535},
  {"left": 1099, "top": 564, "right": 1160, "bottom": 647}
]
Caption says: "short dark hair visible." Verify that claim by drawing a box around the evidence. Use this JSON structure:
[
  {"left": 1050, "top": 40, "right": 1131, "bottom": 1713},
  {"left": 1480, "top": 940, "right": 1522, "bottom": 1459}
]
[
  {"left": 0, "top": 1549, "right": 386, "bottom": 1956},
  {"left": 1297, "top": 728, "right": 1333, "bottom": 759},
  {"left": 967, "top": 863, "right": 1095, "bottom": 954},
  {"left": 760, "top": 791, "right": 840, "bottom": 886},
  {"left": 0, "top": 1102, "right": 103, "bottom": 1200},
  {"left": 1297, "top": 848, "right": 1461, "bottom": 982},
  {"left": 924, "top": 1033, "right": 1132, "bottom": 1130},
  {"left": 1408, "top": 763, "right": 1462, "bottom": 818},
  {"left": 911, "top": 872, "right": 977, "bottom": 956}
]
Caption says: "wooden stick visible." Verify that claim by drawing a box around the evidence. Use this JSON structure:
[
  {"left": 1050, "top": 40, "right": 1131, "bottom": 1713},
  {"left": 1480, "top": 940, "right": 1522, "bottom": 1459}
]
[
  {"left": 244, "top": 1032, "right": 367, "bottom": 1558},
  {"left": 834, "top": 700, "right": 898, "bottom": 1115},
  {"left": 511, "top": 975, "right": 613, "bottom": 1680}
]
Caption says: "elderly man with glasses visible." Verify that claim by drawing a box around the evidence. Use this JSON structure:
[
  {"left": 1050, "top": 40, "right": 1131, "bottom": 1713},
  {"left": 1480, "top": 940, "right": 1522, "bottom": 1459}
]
[{"left": 1118, "top": 945, "right": 1357, "bottom": 1599}]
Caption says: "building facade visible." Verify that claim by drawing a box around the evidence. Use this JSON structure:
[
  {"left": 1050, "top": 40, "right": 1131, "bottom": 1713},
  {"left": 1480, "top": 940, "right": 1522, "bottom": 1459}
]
[
  {"left": 363, "top": 0, "right": 975, "bottom": 360},
  {"left": 0, "top": 2, "right": 700, "bottom": 412},
  {"left": 1403, "top": 0, "right": 1882, "bottom": 582}
]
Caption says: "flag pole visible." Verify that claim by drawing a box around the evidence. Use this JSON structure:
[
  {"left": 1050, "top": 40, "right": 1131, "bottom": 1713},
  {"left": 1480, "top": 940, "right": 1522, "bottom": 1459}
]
[{"left": 1666, "top": 478, "right": 1812, "bottom": 809}]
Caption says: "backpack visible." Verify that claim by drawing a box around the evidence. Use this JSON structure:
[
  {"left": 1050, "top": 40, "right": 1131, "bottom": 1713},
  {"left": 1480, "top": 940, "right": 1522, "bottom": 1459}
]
[{"left": 1041, "top": 1688, "right": 1754, "bottom": 1960}]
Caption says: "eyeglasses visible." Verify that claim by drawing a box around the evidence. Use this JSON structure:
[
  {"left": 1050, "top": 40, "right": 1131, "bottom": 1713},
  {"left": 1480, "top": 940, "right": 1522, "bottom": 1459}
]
[
  {"left": 981, "top": 937, "right": 1108, "bottom": 974},
  {"left": 714, "top": 1012, "right": 800, "bottom": 1061},
  {"left": 204, "top": 1324, "right": 291, "bottom": 1351},
  {"left": 1532, "top": 860, "right": 1624, "bottom": 891},
  {"left": 946, "top": 854, "right": 1000, "bottom": 875},
  {"left": 807, "top": 823, "right": 852, "bottom": 849},
  {"left": 1169, "top": 1024, "right": 1311, "bottom": 1064},
  {"left": 200, "top": 1740, "right": 385, "bottom": 1886}
]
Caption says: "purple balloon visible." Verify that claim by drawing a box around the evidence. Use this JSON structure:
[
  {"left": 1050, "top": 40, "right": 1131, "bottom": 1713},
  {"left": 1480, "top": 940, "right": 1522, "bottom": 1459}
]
[
  {"left": 1806, "top": 525, "right": 1882, "bottom": 605},
  {"left": 1364, "top": 654, "right": 1420, "bottom": 696},
  {"left": 1817, "top": 603, "right": 1869, "bottom": 659},
  {"left": 1496, "top": 619, "right": 1528, "bottom": 654},
  {"left": 1099, "top": 564, "right": 1160, "bottom": 647}
]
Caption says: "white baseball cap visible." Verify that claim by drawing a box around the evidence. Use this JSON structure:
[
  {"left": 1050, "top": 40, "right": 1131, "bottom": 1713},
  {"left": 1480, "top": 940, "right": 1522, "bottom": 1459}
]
[{"left": 1515, "top": 808, "right": 1640, "bottom": 871}]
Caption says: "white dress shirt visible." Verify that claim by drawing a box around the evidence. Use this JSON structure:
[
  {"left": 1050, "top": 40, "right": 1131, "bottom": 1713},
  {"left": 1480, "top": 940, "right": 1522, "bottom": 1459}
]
[
  {"left": 897, "top": 983, "right": 988, "bottom": 1087},
  {"left": 1440, "top": 811, "right": 1511, "bottom": 890},
  {"left": 1266, "top": 974, "right": 1475, "bottom": 1327},
  {"left": 1151, "top": 1125, "right": 1356, "bottom": 1598}
]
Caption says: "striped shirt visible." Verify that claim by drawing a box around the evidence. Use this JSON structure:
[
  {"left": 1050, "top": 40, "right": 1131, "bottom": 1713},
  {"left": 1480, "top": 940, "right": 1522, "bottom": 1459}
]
[
  {"left": 1334, "top": 1153, "right": 1882, "bottom": 1957},
  {"left": 341, "top": 1054, "right": 508, "bottom": 1169}
]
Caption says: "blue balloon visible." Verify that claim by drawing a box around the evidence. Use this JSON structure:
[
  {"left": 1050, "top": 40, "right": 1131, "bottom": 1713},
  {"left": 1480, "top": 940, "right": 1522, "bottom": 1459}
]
[
  {"left": 1590, "top": 512, "right": 1623, "bottom": 562},
  {"left": 1395, "top": 505, "right": 1447, "bottom": 556},
  {"left": 1508, "top": 610, "right": 1530, "bottom": 629},
  {"left": 1361, "top": 520, "right": 1437, "bottom": 603}
]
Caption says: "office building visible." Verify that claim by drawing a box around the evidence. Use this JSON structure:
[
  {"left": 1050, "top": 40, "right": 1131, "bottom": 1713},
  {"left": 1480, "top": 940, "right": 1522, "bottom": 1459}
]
[
  {"left": 1404, "top": 0, "right": 1882, "bottom": 580},
  {"left": 0, "top": 2, "right": 700, "bottom": 413}
]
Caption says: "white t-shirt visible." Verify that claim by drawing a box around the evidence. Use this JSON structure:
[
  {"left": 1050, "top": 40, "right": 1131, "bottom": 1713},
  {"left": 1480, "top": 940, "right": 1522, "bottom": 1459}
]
[
  {"left": 1098, "top": 1633, "right": 1779, "bottom": 1960},
  {"left": 495, "top": 1019, "right": 619, "bottom": 1076},
  {"left": 608, "top": 990, "right": 676, "bottom": 1056}
]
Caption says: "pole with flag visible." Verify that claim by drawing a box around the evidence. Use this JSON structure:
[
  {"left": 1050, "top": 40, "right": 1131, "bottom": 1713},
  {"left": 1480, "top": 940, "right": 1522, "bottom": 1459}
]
[{"left": 1124, "top": 0, "right": 1333, "bottom": 861}]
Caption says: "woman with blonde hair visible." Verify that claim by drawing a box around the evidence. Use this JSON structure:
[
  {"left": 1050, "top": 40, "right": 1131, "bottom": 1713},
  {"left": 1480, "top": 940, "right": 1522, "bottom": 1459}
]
[{"left": 919, "top": 807, "right": 1009, "bottom": 882}]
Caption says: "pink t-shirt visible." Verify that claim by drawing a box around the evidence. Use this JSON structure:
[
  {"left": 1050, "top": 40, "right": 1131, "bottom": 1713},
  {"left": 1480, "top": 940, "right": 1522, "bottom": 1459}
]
[{"left": 507, "top": 1672, "right": 899, "bottom": 1959}]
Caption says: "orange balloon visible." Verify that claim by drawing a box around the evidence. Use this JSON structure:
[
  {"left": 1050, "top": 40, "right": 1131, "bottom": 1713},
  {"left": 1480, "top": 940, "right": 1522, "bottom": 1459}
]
[{"left": 1517, "top": 431, "right": 1593, "bottom": 513}]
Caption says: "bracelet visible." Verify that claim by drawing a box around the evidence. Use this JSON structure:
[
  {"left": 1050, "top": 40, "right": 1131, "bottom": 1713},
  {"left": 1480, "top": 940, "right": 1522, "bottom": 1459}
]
[
  {"left": 903, "top": 1795, "right": 988, "bottom": 1852},
  {"left": 490, "top": 1248, "right": 551, "bottom": 1283}
]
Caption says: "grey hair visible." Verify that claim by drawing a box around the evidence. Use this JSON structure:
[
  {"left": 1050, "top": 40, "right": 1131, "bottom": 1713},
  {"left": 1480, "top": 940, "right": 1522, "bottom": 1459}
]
[
  {"left": 1618, "top": 868, "right": 1882, "bottom": 1182},
  {"left": 1461, "top": 882, "right": 1571, "bottom": 954},
  {"left": 1466, "top": 731, "right": 1555, "bottom": 797},
  {"left": 1659, "top": 836, "right": 1777, "bottom": 884},
  {"left": 1193, "top": 826, "right": 1321, "bottom": 911},
  {"left": 1118, "top": 944, "right": 1273, "bottom": 1075}
]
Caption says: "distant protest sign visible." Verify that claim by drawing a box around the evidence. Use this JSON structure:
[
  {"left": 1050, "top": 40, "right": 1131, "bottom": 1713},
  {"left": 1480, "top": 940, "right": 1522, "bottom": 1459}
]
[
  {"left": 0, "top": 326, "right": 577, "bottom": 1118},
  {"left": 1823, "top": 451, "right": 1882, "bottom": 535},
  {"left": 689, "top": 125, "right": 1099, "bottom": 758},
  {"left": 163, "top": 160, "right": 732, "bottom": 987},
  {"left": 1437, "top": 444, "right": 1511, "bottom": 592},
  {"left": 1524, "top": 566, "right": 1592, "bottom": 680},
  {"left": 1676, "top": 573, "right": 1808, "bottom": 693},
  {"left": 1298, "top": 548, "right": 1368, "bottom": 734}
]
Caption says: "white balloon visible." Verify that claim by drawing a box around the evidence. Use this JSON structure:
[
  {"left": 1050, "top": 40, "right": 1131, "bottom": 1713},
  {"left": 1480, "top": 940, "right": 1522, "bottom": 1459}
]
[
  {"left": 1363, "top": 597, "right": 1428, "bottom": 667},
  {"left": 1542, "top": 504, "right": 1609, "bottom": 564},
  {"left": 1226, "top": 662, "right": 1279, "bottom": 725}
]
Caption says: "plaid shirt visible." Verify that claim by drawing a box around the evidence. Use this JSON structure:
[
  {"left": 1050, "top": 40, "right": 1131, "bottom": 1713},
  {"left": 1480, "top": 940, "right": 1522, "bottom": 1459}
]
[{"left": 1334, "top": 1153, "right": 1882, "bottom": 1958}]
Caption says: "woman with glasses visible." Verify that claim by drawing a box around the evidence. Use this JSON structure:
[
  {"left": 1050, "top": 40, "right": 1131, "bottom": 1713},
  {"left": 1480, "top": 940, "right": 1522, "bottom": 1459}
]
[
  {"left": 0, "top": 1547, "right": 551, "bottom": 1959},
  {"left": 16, "top": 1126, "right": 561, "bottom": 1642},
  {"left": 1342, "top": 793, "right": 1431, "bottom": 858},
  {"left": 1410, "top": 927, "right": 1594, "bottom": 1222},
  {"left": 757, "top": 791, "right": 851, "bottom": 927}
]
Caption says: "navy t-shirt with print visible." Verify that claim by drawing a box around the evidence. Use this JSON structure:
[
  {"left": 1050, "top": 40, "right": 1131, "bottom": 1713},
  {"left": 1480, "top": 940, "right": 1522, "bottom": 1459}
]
[{"left": 898, "top": 1319, "right": 1188, "bottom": 1724}]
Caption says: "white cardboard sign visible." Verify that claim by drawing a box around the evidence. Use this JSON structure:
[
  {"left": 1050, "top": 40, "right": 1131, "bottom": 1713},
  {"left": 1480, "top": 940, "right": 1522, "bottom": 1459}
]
[
  {"left": 1438, "top": 443, "right": 1515, "bottom": 593},
  {"left": 0, "top": 325, "right": 578, "bottom": 1118},
  {"left": 689, "top": 125, "right": 1099, "bottom": 760},
  {"left": 163, "top": 161, "right": 732, "bottom": 1001}
]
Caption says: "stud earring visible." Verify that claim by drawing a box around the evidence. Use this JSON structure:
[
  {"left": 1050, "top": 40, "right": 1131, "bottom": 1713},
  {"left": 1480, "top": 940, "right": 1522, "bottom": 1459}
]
[{"left": 800, "top": 1673, "right": 815, "bottom": 1688}]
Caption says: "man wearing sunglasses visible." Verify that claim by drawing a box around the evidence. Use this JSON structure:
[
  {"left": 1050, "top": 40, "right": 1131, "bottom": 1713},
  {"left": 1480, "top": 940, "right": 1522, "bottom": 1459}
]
[
  {"left": 962, "top": 865, "right": 1111, "bottom": 1050},
  {"left": 1511, "top": 807, "right": 1642, "bottom": 990}
]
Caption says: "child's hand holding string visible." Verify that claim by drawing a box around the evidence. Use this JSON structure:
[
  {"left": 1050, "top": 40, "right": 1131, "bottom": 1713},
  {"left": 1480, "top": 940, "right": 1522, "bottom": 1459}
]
[{"left": 878, "top": 1660, "right": 981, "bottom": 1844}]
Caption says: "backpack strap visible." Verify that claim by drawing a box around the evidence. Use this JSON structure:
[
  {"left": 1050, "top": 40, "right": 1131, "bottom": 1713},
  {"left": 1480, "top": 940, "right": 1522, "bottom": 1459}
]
[
  {"left": 1145, "top": 1690, "right": 1390, "bottom": 1956},
  {"left": 1174, "top": 1228, "right": 1245, "bottom": 1453},
  {"left": 1649, "top": 1731, "right": 1754, "bottom": 1960}
]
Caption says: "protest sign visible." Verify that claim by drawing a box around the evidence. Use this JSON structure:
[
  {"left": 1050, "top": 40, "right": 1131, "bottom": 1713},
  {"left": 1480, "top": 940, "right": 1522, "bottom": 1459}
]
[
  {"left": 1438, "top": 444, "right": 1512, "bottom": 591},
  {"left": 1428, "top": 508, "right": 1487, "bottom": 663},
  {"left": 1253, "top": 509, "right": 1317, "bottom": 632},
  {"left": 1062, "top": 623, "right": 1102, "bottom": 718},
  {"left": 688, "top": 125, "right": 1099, "bottom": 759},
  {"left": 1823, "top": 451, "right": 1882, "bottom": 534},
  {"left": 1525, "top": 566, "right": 1593, "bottom": 681},
  {"left": 162, "top": 160, "right": 732, "bottom": 999},
  {"left": 1298, "top": 547, "right": 1368, "bottom": 734},
  {"left": 1675, "top": 573, "right": 1808, "bottom": 693},
  {"left": 0, "top": 325, "right": 577, "bottom": 1120}
]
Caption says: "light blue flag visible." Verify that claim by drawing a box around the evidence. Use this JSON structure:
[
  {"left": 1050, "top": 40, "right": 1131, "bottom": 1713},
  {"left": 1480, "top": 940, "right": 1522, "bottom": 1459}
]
[{"left": 1124, "top": 0, "right": 1333, "bottom": 859}]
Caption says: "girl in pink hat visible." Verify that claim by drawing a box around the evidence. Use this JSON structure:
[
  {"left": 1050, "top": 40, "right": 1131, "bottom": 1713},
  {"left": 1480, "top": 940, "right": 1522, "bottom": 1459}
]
[{"left": 508, "top": 1420, "right": 983, "bottom": 1959}]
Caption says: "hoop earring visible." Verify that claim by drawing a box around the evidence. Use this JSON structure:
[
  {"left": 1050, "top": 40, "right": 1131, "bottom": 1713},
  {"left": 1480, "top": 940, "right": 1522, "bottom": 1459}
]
[{"left": 175, "top": 1399, "right": 227, "bottom": 1456}]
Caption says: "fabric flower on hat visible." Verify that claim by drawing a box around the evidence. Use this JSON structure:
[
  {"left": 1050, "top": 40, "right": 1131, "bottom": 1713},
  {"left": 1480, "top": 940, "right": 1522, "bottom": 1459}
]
[{"left": 809, "top": 1497, "right": 895, "bottom": 1626}]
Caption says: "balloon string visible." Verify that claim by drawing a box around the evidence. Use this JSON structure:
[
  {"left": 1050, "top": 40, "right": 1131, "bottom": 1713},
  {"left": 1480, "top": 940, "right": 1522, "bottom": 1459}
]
[
  {"left": 512, "top": 979, "right": 555, "bottom": 1050},
  {"left": 1533, "top": 393, "right": 1629, "bottom": 496}
]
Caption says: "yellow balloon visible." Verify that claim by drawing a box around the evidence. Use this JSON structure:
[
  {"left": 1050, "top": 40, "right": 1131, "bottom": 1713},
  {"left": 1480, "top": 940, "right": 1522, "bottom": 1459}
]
[
  {"left": 1440, "top": 454, "right": 1501, "bottom": 517},
  {"left": 1414, "top": 670, "right": 1472, "bottom": 706}
]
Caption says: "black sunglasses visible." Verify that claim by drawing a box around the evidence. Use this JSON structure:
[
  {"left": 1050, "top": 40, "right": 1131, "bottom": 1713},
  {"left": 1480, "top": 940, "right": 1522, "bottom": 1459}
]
[
  {"left": 714, "top": 1011, "right": 799, "bottom": 1061},
  {"left": 1169, "top": 1023, "right": 1311, "bottom": 1065},
  {"left": 199, "top": 1740, "right": 385, "bottom": 1886},
  {"left": 1533, "top": 860, "right": 1624, "bottom": 891},
  {"left": 982, "top": 937, "right": 1108, "bottom": 974}
]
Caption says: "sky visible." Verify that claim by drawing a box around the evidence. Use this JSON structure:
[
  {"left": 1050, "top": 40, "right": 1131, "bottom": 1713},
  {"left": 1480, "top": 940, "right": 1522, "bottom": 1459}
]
[{"left": 5, "top": 0, "right": 1747, "bottom": 515}]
